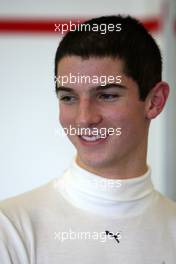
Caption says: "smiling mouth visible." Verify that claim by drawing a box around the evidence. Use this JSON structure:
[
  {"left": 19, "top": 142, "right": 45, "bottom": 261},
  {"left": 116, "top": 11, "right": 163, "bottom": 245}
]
[{"left": 78, "top": 134, "right": 109, "bottom": 144}]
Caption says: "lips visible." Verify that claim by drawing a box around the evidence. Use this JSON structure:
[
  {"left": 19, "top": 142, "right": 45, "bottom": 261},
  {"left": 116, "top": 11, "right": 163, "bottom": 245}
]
[
  {"left": 80, "top": 134, "right": 103, "bottom": 141},
  {"left": 78, "top": 134, "right": 109, "bottom": 145}
]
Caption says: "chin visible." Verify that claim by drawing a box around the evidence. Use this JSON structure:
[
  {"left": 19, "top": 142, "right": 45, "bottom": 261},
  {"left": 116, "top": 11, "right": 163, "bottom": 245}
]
[{"left": 77, "top": 151, "right": 113, "bottom": 169}]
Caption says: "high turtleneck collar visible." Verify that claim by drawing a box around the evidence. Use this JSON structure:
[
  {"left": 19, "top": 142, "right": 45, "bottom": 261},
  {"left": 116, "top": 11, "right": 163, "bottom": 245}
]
[{"left": 57, "top": 157, "right": 155, "bottom": 218}]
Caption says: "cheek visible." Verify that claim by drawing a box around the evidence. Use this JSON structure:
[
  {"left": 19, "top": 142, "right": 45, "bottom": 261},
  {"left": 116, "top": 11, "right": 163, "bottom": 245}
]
[
  {"left": 106, "top": 107, "right": 144, "bottom": 136},
  {"left": 59, "top": 106, "right": 75, "bottom": 127},
  {"left": 120, "top": 113, "right": 146, "bottom": 139},
  {"left": 59, "top": 111, "right": 65, "bottom": 127},
  {"left": 104, "top": 107, "right": 128, "bottom": 127}
]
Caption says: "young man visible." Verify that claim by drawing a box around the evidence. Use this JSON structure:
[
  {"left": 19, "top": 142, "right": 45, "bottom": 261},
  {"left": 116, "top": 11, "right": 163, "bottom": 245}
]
[{"left": 0, "top": 15, "right": 176, "bottom": 263}]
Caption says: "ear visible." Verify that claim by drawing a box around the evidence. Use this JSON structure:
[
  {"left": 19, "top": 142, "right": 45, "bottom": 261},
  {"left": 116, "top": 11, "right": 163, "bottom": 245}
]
[{"left": 145, "top": 81, "right": 170, "bottom": 120}]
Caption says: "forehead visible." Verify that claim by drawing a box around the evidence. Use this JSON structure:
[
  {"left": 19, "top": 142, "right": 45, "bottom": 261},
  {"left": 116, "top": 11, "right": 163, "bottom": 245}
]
[
  {"left": 57, "top": 56, "right": 125, "bottom": 76},
  {"left": 56, "top": 55, "right": 139, "bottom": 95}
]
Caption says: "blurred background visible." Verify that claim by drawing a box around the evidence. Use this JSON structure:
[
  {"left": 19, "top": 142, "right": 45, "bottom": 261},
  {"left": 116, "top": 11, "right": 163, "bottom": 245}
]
[{"left": 0, "top": 0, "right": 176, "bottom": 200}]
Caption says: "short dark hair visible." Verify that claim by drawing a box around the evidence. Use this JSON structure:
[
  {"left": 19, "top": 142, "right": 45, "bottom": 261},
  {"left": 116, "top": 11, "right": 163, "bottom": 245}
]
[{"left": 54, "top": 15, "right": 162, "bottom": 101}]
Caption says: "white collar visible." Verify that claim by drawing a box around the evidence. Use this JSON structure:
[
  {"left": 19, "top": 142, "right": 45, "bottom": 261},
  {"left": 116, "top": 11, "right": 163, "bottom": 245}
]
[{"left": 56, "top": 157, "right": 155, "bottom": 218}]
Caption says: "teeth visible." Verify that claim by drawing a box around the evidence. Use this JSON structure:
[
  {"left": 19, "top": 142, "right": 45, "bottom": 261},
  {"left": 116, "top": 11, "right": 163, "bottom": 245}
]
[{"left": 80, "top": 135, "right": 102, "bottom": 141}]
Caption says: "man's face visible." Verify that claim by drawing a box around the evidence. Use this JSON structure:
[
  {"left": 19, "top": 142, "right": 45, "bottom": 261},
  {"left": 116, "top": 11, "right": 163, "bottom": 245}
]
[{"left": 56, "top": 56, "right": 149, "bottom": 175}]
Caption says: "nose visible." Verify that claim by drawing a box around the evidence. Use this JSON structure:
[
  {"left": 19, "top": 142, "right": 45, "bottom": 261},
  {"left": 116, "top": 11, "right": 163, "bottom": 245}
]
[{"left": 75, "top": 98, "right": 102, "bottom": 127}]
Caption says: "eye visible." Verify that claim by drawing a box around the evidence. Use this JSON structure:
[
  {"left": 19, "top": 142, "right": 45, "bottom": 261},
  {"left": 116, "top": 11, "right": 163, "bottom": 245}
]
[
  {"left": 59, "top": 95, "right": 77, "bottom": 103},
  {"left": 98, "top": 94, "right": 119, "bottom": 101}
]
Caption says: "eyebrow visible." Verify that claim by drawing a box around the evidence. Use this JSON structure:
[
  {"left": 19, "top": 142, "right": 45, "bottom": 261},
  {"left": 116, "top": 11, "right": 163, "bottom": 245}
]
[{"left": 56, "top": 83, "right": 127, "bottom": 94}]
